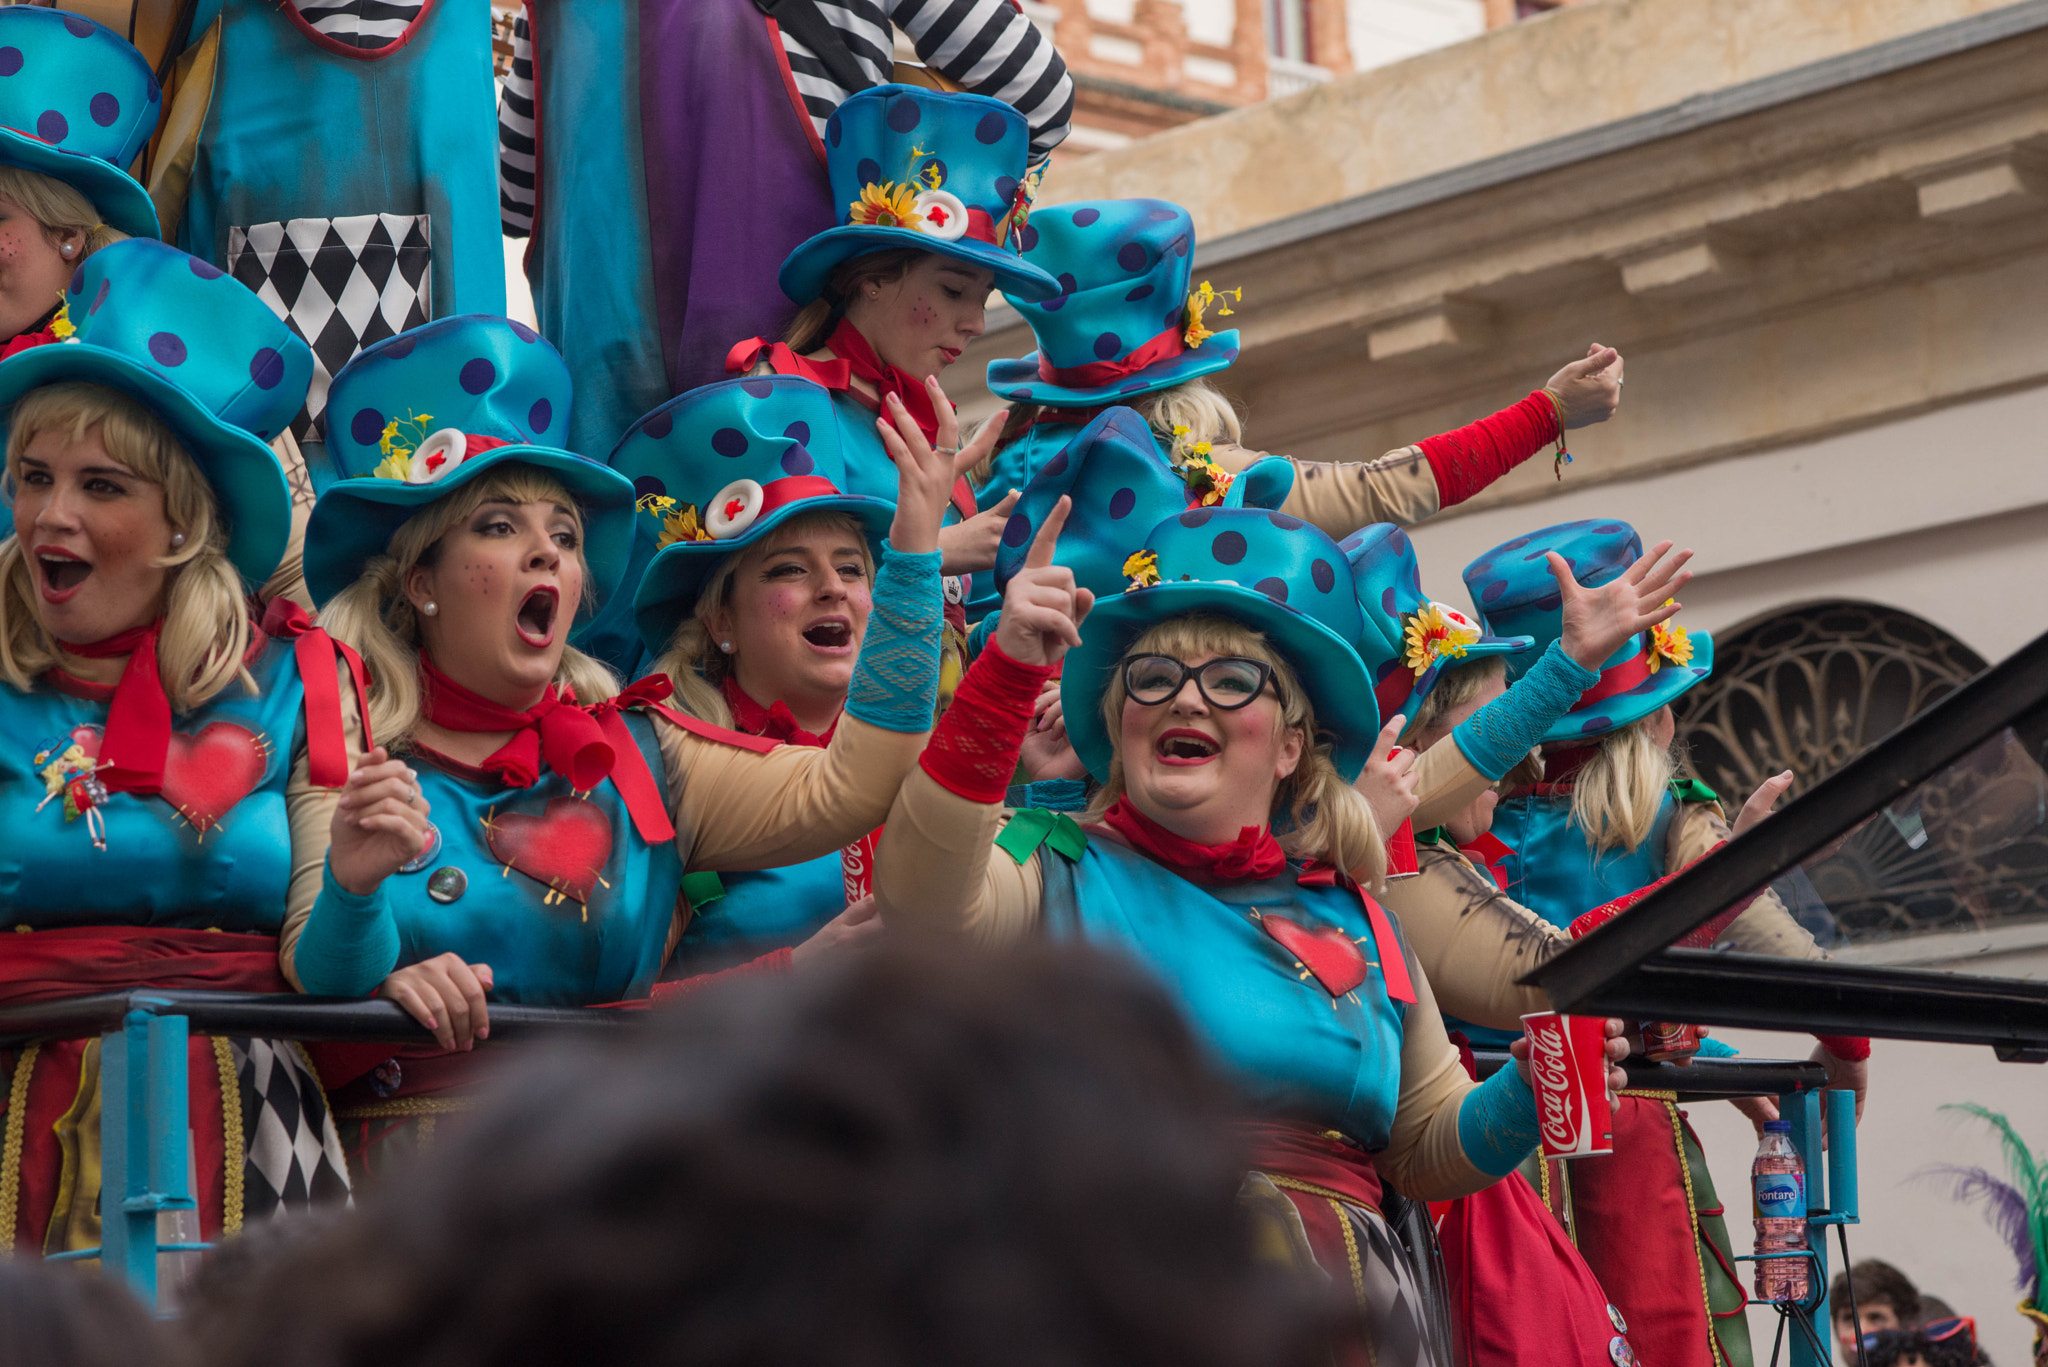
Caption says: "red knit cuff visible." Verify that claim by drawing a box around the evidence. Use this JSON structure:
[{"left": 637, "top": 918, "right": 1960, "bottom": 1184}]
[
  {"left": 1567, "top": 856, "right": 1753, "bottom": 949},
  {"left": 650, "top": 947, "right": 795, "bottom": 1001},
  {"left": 1417, "top": 391, "right": 1560, "bottom": 509},
  {"left": 1813, "top": 1034, "right": 1871, "bottom": 1061},
  {"left": 921, "top": 641, "right": 1055, "bottom": 803}
]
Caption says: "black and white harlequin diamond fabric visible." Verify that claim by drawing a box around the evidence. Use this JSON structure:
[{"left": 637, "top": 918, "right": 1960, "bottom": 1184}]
[
  {"left": 227, "top": 214, "right": 432, "bottom": 443},
  {"left": 229, "top": 1037, "right": 352, "bottom": 1215}
]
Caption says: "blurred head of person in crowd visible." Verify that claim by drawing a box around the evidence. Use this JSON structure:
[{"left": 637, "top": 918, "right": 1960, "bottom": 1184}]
[
  {"left": 1833, "top": 1260, "right": 1925, "bottom": 1365},
  {"left": 0, "top": 1255, "right": 182, "bottom": 1367},
  {"left": 187, "top": 941, "right": 1329, "bottom": 1367},
  {"left": 1859, "top": 1315, "right": 1983, "bottom": 1367}
]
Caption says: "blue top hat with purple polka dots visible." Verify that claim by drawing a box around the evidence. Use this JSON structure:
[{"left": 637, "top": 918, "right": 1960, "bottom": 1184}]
[
  {"left": 616, "top": 375, "right": 897, "bottom": 656},
  {"left": 1340, "top": 522, "right": 1532, "bottom": 730},
  {"left": 0, "top": 238, "right": 308, "bottom": 583},
  {"left": 303, "top": 315, "right": 635, "bottom": 611},
  {"left": 991, "top": 405, "right": 1293, "bottom": 604},
  {"left": 1461, "top": 518, "right": 1713, "bottom": 743},
  {"left": 987, "top": 199, "right": 1238, "bottom": 408},
  {"left": 0, "top": 7, "right": 163, "bottom": 240},
  {"left": 1059, "top": 506, "right": 1380, "bottom": 784},
  {"left": 779, "top": 84, "right": 1060, "bottom": 307}
]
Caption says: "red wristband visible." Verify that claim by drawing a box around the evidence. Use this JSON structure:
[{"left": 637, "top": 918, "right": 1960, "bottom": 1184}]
[
  {"left": 920, "top": 641, "right": 1055, "bottom": 803},
  {"left": 1812, "top": 1034, "right": 1871, "bottom": 1061},
  {"left": 1567, "top": 850, "right": 1753, "bottom": 948},
  {"left": 1417, "top": 391, "right": 1560, "bottom": 509},
  {"left": 650, "top": 946, "right": 795, "bottom": 1001}
]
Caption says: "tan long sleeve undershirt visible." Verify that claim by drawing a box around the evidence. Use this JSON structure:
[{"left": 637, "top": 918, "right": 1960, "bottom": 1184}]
[
  {"left": 1206, "top": 441, "right": 1443, "bottom": 542},
  {"left": 1665, "top": 800, "right": 1825, "bottom": 960},
  {"left": 876, "top": 765, "right": 1499, "bottom": 1200},
  {"left": 1387, "top": 844, "right": 1563, "bottom": 1032},
  {"left": 279, "top": 660, "right": 372, "bottom": 989}
]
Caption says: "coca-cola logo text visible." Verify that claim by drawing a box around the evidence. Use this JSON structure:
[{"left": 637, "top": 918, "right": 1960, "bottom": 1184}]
[{"left": 1527, "top": 1017, "right": 1581, "bottom": 1151}]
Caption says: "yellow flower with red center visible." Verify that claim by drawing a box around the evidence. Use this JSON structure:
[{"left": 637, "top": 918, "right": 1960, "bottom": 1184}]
[
  {"left": 1183, "top": 280, "right": 1241, "bottom": 349},
  {"left": 1122, "top": 549, "right": 1160, "bottom": 592},
  {"left": 1180, "top": 447, "right": 1234, "bottom": 506},
  {"left": 1648, "top": 602, "right": 1693, "bottom": 671},
  {"left": 1402, "top": 602, "right": 1481, "bottom": 677},
  {"left": 849, "top": 182, "right": 924, "bottom": 231},
  {"left": 657, "top": 501, "right": 712, "bottom": 549}
]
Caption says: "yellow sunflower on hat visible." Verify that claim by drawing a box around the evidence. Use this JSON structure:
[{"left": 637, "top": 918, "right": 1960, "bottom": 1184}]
[
  {"left": 849, "top": 182, "right": 923, "bottom": 230},
  {"left": 1402, "top": 602, "right": 1480, "bottom": 677},
  {"left": 1648, "top": 602, "right": 1693, "bottom": 671}
]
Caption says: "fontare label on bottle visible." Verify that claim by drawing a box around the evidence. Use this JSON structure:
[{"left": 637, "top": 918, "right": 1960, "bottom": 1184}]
[{"left": 1755, "top": 1173, "right": 1807, "bottom": 1217}]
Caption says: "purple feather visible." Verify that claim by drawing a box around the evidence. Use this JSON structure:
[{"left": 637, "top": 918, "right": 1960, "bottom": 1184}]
[{"left": 1918, "top": 1163, "right": 2040, "bottom": 1293}]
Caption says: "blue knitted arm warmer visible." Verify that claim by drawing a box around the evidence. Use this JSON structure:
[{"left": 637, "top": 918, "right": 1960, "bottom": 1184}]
[
  {"left": 1456, "top": 1060, "right": 1542, "bottom": 1177},
  {"left": 1695, "top": 1035, "right": 1740, "bottom": 1058},
  {"left": 293, "top": 859, "right": 401, "bottom": 996},
  {"left": 1003, "top": 777, "right": 1090, "bottom": 812},
  {"left": 1452, "top": 640, "right": 1601, "bottom": 780},
  {"left": 844, "top": 543, "right": 944, "bottom": 734}
]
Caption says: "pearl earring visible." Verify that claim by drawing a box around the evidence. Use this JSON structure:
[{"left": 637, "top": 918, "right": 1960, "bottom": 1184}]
[
  {"left": 168, "top": 531, "right": 186, "bottom": 548},
  {"left": 61, "top": 244, "right": 75, "bottom": 257},
  {"left": 423, "top": 601, "right": 439, "bottom": 617},
  {"left": 719, "top": 641, "right": 734, "bottom": 654}
]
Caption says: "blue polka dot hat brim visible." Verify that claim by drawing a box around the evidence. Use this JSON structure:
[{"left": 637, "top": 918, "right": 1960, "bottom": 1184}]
[
  {"left": 303, "top": 446, "right": 637, "bottom": 613},
  {"left": 0, "top": 340, "right": 287, "bottom": 584},
  {"left": 777, "top": 225, "right": 1062, "bottom": 308},
  {"left": 629, "top": 493, "right": 896, "bottom": 658},
  {"left": 985, "top": 328, "right": 1240, "bottom": 408},
  {"left": 1060, "top": 579, "right": 1381, "bottom": 787},
  {"left": 1540, "top": 629, "right": 1714, "bottom": 746},
  {"left": 0, "top": 129, "right": 159, "bottom": 239}
]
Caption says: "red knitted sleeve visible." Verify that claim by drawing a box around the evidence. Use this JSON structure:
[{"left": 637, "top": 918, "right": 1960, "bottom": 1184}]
[
  {"left": 1812, "top": 1035, "right": 1871, "bottom": 1061},
  {"left": 920, "top": 641, "right": 1055, "bottom": 803},
  {"left": 1416, "top": 391, "right": 1561, "bottom": 508}
]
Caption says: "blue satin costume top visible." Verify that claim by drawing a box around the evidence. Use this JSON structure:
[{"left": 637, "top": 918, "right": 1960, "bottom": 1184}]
[
  {"left": 672, "top": 853, "right": 845, "bottom": 974},
  {"left": 0, "top": 640, "right": 310, "bottom": 930},
  {"left": 1039, "top": 839, "right": 1410, "bottom": 1147},
  {"left": 311, "top": 710, "right": 682, "bottom": 1006}
]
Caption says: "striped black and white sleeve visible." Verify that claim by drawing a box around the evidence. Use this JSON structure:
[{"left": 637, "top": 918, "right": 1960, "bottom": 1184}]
[
  {"left": 780, "top": 0, "right": 896, "bottom": 138},
  {"left": 891, "top": 0, "right": 1073, "bottom": 162},
  {"left": 497, "top": 11, "right": 538, "bottom": 238}
]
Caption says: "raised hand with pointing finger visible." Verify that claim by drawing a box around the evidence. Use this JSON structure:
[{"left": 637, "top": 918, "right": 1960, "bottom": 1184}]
[{"left": 993, "top": 496, "right": 1096, "bottom": 669}]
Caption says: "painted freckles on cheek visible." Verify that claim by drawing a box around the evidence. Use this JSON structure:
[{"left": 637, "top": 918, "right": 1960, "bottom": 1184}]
[{"left": 909, "top": 300, "right": 938, "bottom": 327}]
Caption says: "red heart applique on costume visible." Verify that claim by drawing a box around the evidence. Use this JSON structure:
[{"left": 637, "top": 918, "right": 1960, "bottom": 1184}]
[
  {"left": 1258, "top": 913, "right": 1371, "bottom": 997},
  {"left": 70, "top": 722, "right": 269, "bottom": 834},
  {"left": 482, "top": 797, "right": 614, "bottom": 909}
]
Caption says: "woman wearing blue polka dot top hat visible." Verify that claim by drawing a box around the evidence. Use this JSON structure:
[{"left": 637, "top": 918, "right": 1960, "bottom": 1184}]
[
  {"left": 0, "top": 237, "right": 363, "bottom": 1252},
  {"left": 726, "top": 83, "right": 1059, "bottom": 585},
  {"left": 978, "top": 197, "right": 1629, "bottom": 541},
  {"left": 1460, "top": 517, "right": 1869, "bottom": 1367},
  {"left": 874, "top": 498, "right": 1630, "bottom": 1366},
  {"left": 0, "top": 7, "right": 163, "bottom": 356},
  {"left": 573, "top": 372, "right": 998, "bottom": 975},
  {"left": 286, "top": 317, "right": 956, "bottom": 1154}
]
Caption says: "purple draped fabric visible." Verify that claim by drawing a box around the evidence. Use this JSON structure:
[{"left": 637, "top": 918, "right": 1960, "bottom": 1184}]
[{"left": 637, "top": 0, "right": 838, "bottom": 394}]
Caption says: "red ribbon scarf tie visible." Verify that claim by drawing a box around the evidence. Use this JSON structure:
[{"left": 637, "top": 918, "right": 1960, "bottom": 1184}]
[
  {"left": 1099, "top": 798, "right": 1286, "bottom": 883},
  {"left": 261, "top": 597, "right": 372, "bottom": 788},
  {"left": 724, "top": 336, "right": 854, "bottom": 390},
  {"left": 58, "top": 620, "right": 172, "bottom": 796},
  {"left": 823, "top": 319, "right": 941, "bottom": 447},
  {"left": 417, "top": 655, "right": 673, "bottom": 844}
]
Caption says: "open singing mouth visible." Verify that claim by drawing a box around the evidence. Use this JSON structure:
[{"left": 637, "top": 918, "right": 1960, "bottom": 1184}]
[
  {"left": 36, "top": 548, "right": 91, "bottom": 598},
  {"left": 802, "top": 618, "right": 853, "bottom": 650},
  {"left": 515, "top": 586, "right": 559, "bottom": 647},
  {"left": 1156, "top": 729, "right": 1221, "bottom": 763}
]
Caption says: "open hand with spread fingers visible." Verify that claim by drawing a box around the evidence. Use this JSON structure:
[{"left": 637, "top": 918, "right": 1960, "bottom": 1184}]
[
  {"left": 875, "top": 375, "right": 1009, "bottom": 557},
  {"left": 993, "top": 495, "right": 1095, "bottom": 668},
  {"left": 1551, "top": 538, "right": 1694, "bottom": 671}
]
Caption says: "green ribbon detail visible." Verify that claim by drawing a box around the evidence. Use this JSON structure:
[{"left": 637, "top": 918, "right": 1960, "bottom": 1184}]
[
  {"left": 1412, "top": 826, "right": 1451, "bottom": 847},
  {"left": 1669, "top": 778, "right": 1720, "bottom": 805},
  {"left": 994, "top": 808, "right": 1089, "bottom": 866},
  {"left": 680, "top": 870, "right": 726, "bottom": 908}
]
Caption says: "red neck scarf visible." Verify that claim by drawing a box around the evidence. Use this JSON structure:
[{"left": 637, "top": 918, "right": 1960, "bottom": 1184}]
[
  {"left": 823, "top": 318, "right": 941, "bottom": 446},
  {"left": 725, "top": 336, "right": 853, "bottom": 391},
  {"left": 1099, "top": 798, "right": 1286, "bottom": 884},
  {"left": 416, "top": 656, "right": 679, "bottom": 844},
  {"left": 720, "top": 675, "right": 837, "bottom": 748},
  {"left": 55, "top": 620, "right": 172, "bottom": 795}
]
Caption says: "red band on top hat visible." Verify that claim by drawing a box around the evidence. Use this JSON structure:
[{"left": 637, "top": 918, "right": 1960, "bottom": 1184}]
[
  {"left": 1037, "top": 322, "right": 1189, "bottom": 389},
  {"left": 756, "top": 475, "right": 844, "bottom": 519},
  {"left": 1374, "top": 669, "right": 1415, "bottom": 725},
  {"left": 1574, "top": 645, "right": 1655, "bottom": 711}
]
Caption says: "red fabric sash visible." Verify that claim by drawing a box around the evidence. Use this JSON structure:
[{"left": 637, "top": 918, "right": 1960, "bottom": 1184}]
[
  {"left": 1459, "top": 831, "right": 1515, "bottom": 887},
  {"left": 721, "top": 675, "right": 836, "bottom": 748},
  {"left": 1575, "top": 648, "right": 1654, "bottom": 710},
  {"left": 0, "top": 925, "right": 290, "bottom": 1004},
  {"left": 1297, "top": 863, "right": 1418, "bottom": 1005},
  {"left": 1241, "top": 1119, "right": 1384, "bottom": 1210},
  {"left": 724, "top": 336, "right": 853, "bottom": 390},
  {"left": 56, "top": 621, "right": 172, "bottom": 796},
  {"left": 0, "top": 323, "right": 56, "bottom": 361},
  {"left": 1037, "top": 321, "right": 1188, "bottom": 389},
  {"left": 260, "top": 597, "right": 372, "bottom": 787},
  {"left": 417, "top": 656, "right": 675, "bottom": 843},
  {"left": 1099, "top": 798, "right": 1285, "bottom": 883}
]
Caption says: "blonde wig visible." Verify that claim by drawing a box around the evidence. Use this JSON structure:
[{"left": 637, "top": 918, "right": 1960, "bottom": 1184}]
[
  {"left": 0, "top": 166, "right": 127, "bottom": 263},
  {"left": 0, "top": 382, "right": 251, "bottom": 709},
  {"left": 1554, "top": 717, "right": 1677, "bottom": 855},
  {"left": 1083, "top": 613, "right": 1388, "bottom": 885},
  {"left": 318, "top": 468, "right": 617, "bottom": 748},
  {"left": 650, "top": 509, "right": 876, "bottom": 728}
]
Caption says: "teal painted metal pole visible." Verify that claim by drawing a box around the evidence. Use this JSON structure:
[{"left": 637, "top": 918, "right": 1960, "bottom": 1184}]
[
  {"left": 95, "top": 1008, "right": 195, "bottom": 1307},
  {"left": 1825, "top": 1089, "right": 1859, "bottom": 1223},
  {"left": 1787, "top": 1088, "right": 1831, "bottom": 1367}
]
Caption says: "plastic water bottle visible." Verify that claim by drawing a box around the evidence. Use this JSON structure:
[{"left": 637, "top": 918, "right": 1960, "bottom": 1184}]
[{"left": 1752, "top": 1120, "right": 1810, "bottom": 1302}]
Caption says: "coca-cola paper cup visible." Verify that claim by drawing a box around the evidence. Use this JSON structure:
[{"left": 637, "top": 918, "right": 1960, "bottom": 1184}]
[
  {"left": 1387, "top": 817, "right": 1419, "bottom": 879},
  {"left": 1521, "top": 1011, "right": 1614, "bottom": 1159}
]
